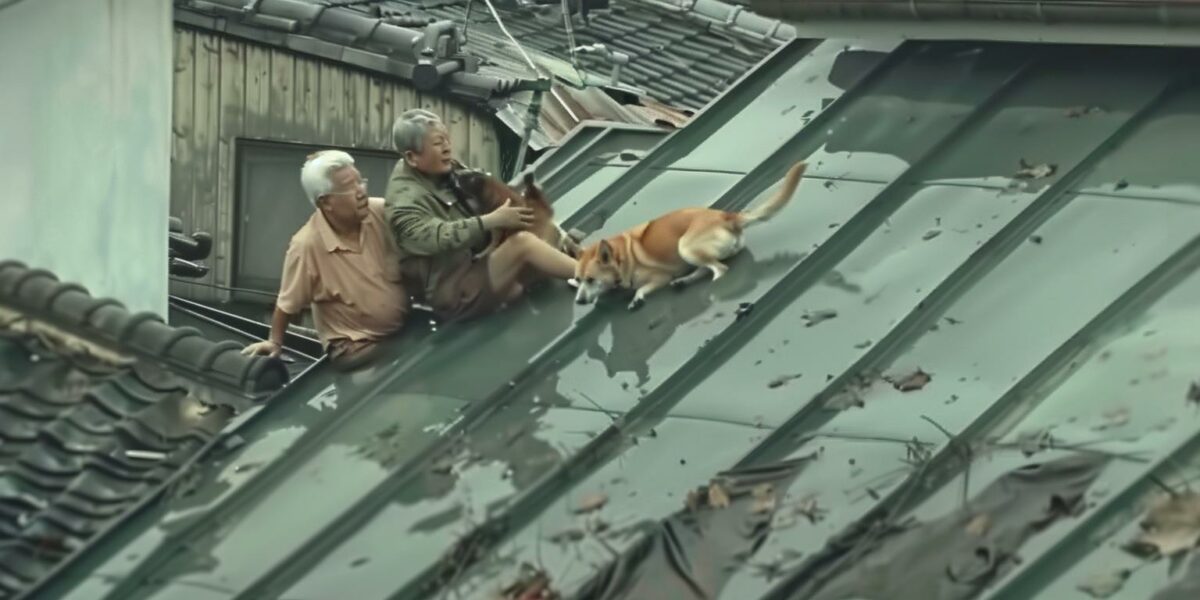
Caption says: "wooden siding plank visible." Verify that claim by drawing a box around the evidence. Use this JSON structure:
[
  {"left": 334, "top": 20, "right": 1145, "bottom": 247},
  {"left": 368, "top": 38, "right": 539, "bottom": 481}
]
[
  {"left": 294, "top": 55, "right": 320, "bottom": 142},
  {"left": 190, "top": 31, "right": 222, "bottom": 300},
  {"left": 445, "top": 102, "right": 470, "bottom": 168},
  {"left": 216, "top": 36, "right": 247, "bottom": 295},
  {"left": 268, "top": 49, "right": 295, "bottom": 141},
  {"left": 243, "top": 43, "right": 271, "bottom": 139},
  {"left": 169, "top": 28, "right": 196, "bottom": 298},
  {"left": 367, "top": 75, "right": 389, "bottom": 149},
  {"left": 392, "top": 82, "right": 419, "bottom": 120},
  {"left": 466, "top": 109, "right": 489, "bottom": 173},
  {"left": 319, "top": 61, "right": 345, "bottom": 145}
]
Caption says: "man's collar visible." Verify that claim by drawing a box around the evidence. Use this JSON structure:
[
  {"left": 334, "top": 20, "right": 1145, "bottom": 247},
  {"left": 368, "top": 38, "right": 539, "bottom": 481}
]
[
  {"left": 312, "top": 210, "right": 360, "bottom": 253},
  {"left": 401, "top": 162, "right": 462, "bottom": 207}
]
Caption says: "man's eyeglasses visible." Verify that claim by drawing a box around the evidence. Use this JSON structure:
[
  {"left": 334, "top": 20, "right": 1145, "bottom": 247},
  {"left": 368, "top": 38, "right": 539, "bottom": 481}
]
[{"left": 327, "top": 179, "right": 369, "bottom": 197}]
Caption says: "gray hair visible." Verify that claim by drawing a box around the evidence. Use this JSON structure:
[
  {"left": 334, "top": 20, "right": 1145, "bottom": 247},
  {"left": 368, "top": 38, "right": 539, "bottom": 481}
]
[
  {"left": 300, "top": 150, "right": 356, "bottom": 207},
  {"left": 392, "top": 110, "right": 444, "bottom": 154}
]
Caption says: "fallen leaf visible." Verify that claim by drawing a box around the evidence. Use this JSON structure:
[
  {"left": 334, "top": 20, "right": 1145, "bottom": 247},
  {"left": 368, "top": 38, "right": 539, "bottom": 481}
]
[
  {"left": 965, "top": 513, "right": 992, "bottom": 537},
  {"left": 350, "top": 557, "right": 370, "bottom": 568},
  {"left": 708, "top": 482, "right": 732, "bottom": 508},
  {"left": 922, "top": 229, "right": 942, "bottom": 241},
  {"left": 1091, "top": 407, "right": 1131, "bottom": 432},
  {"left": 1188, "top": 381, "right": 1200, "bottom": 406},
  {"left": 499, "top": 564, "right": 559, "bottom": 600},
  {"left": 1029, "top": 234, "right": 1044, "bottom": 244},
  {"left": 1065, "top": 105, "right": 1106, "bottom": 118},
  {"left": 1014, "top": 159, "right": 1058, "bottom": 180},
  {"left": 1077, "top": 568, "right": 1131, "bottom": 598},
  {"left": 768, "top": 373, "right": 803, "bottom": 389},
  {"left": 826, "top": 389, "right": 864, "bottom": 410},
  {"left": 1114, "top": 179, "right": 1129, "bottom": 191},
  {"left": 889, "top": 368, "right": 932, "bottom": 392},
  {"left": 1126, "top": 492, "right": 1200, "bottom": 557},
  {"left": 574, "top": 492, "right": 608, "bottom": 514},
  {"left": 794, "top": 497, "right": 827, "bottom": 524},
  {"left": 735, "top": 302, "right": 754, "bottom": 321},
  {"left": 751, "top": 484, "right": 777, "bottom": 515},
  {"left": 547, "top": 528, "right": 586, "bottom": 544},
  {"left": 802, "top": 309, "right": 838, "bottom": 327}
]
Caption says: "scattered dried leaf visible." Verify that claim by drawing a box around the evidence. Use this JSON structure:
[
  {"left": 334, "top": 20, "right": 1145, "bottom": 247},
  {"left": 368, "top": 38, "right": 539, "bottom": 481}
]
[
  {"left": 1188, "top": 381, "right": 1200, "bottom": 406},
  {"left": 1077, "top": 568, "right": 1131, "bottom": 598},
  {"left": 1091, "top": 407, "right": 1131, "bottom": 432},
  {"left": 708, "top": 482, "right": 732, "bottom": 509},
  {"left": 350, "top": 557, "right": 370, "bottom": 568},
  {"left": 768, "top": 373, "right": 803, "bottom": 389},
  {"left": 574, "top": 492, "right": 608, "bottom": 515},
  {"left": 922, "top": 229, "right": 942, "bottom": 241},
  {"left": 1065, "top": 105, "right": 1106, "bottom": 118},
  {"left": 802, "top": 309, "right": 838, "bottom": 327},
  {"left": 795, "top": 497, "right": 827, "bottom": 524},
  {"left": 751, "top": 484, "right": 777, "bottom": 515},
  {"left": 498, "top": 563, "right": 560, "bottom": 600},
  {"left": 735, "top": 302, "right": 754, "bottom": 321},
  {"left": 547, "top": 528, "right": 586, "bottom": 544},
  {"left": 1030, "top": 234, "right": 1044, "bottom": 244},
  {"left": 965, "top": 513, "right": 992, "bottom": 537},
  {"left": 1126, "top": 492, "right": 1200, "bottom": 558},
  {"left": 888, "top": 368, "right": 932, "bottom": 392},
  {"left": 1014, "top": 159, "right": 1058, "bottom": 180},
  {"left": 1016, "top": 429, "right": 1055, "bottom": 457},
  {"left": 826, "top": 389, "right": 864, "bottom": 410},
  {"left": 854, "top": 340, "right": 872, "bottom": 349},
  {"left": 1114, "top": 179, "right": 1129, "bottom": 191}
]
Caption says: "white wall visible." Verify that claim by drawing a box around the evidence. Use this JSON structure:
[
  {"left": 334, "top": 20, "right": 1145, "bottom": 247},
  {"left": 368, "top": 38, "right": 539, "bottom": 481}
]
[{"left": 0, "top": 0, "right": 172, "bottom": 315}]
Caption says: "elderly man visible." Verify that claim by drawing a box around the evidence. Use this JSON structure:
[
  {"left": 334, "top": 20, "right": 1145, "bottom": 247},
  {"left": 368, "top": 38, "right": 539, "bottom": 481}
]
[
  {"left": 242, "top": 150, "right": 409, "bottom": 368},
  {"left": 385, "top": 111, "right": 577, "bottom": 321}
]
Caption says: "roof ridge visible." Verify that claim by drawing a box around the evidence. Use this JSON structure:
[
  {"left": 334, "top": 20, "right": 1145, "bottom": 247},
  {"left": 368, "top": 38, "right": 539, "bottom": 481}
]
[{"left": 0, "top": 261, "right": 289, "bottom": 400}]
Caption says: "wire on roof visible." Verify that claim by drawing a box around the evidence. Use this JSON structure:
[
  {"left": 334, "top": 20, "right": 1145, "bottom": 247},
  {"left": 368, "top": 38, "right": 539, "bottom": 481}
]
[
  {"left": 168, "top": 278, "right": 280, "bottom": 299},
  {"left": 479, "top": 0, "right": 541, "bottom": 76},
  {"left": 462, "top": 0, "right": 475, "bottom": 45}
]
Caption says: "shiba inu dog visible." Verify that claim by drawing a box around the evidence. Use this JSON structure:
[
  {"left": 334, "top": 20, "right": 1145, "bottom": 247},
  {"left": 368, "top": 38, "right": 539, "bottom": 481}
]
[
  {"left": 573, "top": 161, "right": 808, "bottom": 310},
  {"left": 450, "top": 168, "right": 581, "bottom": 259}
]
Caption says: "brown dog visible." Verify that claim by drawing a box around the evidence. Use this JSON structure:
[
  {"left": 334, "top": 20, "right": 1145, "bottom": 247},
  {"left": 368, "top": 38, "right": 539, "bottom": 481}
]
[
  {"left": 573, "top": 161, "right": 808, "bottom": 310},
  {"left": 450, "top": 168, "right": 581, "bottom": 259}
]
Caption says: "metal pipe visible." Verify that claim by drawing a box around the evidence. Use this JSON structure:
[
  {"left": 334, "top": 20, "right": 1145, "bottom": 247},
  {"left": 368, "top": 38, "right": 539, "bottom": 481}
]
[
  {"left": 750, "top": 0, "right": 1200, "bottom": 26},
  {"left": 512, "top": 85, "right": 545, "bottom": 179}
]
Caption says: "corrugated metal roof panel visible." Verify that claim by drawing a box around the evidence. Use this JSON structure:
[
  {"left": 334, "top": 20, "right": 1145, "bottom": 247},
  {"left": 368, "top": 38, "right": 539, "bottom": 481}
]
[{"left": 31, "top": 37, "right": 1200, "bottom": 600}]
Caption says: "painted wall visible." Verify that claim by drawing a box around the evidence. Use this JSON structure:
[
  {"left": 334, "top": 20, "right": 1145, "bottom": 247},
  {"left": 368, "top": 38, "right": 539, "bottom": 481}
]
[
  {"left": 170, "top": 27, "right": 504, "bottom": 303},
  {"left": 0, "top": 0, "right": 172, "bottom": 315}
]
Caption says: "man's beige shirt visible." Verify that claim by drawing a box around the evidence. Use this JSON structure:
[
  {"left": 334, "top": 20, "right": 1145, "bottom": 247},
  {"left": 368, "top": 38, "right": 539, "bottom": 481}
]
[{"left": 276, "top": 197, "right": 409, "bottom": 347}]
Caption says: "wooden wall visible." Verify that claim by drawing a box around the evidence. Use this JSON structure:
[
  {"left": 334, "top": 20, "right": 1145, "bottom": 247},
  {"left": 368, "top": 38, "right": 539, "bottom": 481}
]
[{"left": 169, "top": 26, "right": 503, "bottom": 302}]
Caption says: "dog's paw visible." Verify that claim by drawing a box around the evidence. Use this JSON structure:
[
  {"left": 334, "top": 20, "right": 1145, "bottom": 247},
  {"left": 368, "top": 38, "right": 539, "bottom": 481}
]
[
  {"left": 627, "top": 297, "right": 645, "bottom": 311},
  {"left": 669, "top": 278, "right": 689, "bottom": 290}
]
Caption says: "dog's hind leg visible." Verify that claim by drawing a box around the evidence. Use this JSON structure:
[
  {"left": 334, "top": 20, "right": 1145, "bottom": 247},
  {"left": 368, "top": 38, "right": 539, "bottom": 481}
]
[
  {"left": 669, "top": 267, "right": 708, "bottom": 289},
  {"left": 678, "top": 227, "right": 741, "bottom": 283}
]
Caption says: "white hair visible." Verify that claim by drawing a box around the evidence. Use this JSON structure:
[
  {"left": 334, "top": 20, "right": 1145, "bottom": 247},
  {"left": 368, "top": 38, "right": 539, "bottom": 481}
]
[
  {"left": 392, "top": 110, "right": 444, "bottom": 154},
  {"left": 300, "top": 150, "right": 356, "bottom": 207}
]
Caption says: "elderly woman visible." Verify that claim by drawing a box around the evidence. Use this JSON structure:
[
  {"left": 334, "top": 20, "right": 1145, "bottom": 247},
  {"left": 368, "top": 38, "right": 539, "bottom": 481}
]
[
  {"left": 242, "top": 150, "right": 409, "bottom": 368},
  {"left": 385, "top": 111, "right": 577, "bottom": 321}
]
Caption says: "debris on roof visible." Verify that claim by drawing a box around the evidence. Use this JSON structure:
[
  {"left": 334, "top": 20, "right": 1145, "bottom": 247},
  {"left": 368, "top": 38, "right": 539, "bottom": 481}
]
[
  {"left": 0, "top": 261, "right": 288, "bottom": 598},
  {"left": 31, "top": 37, "right": 1200, "bottom": 600}
]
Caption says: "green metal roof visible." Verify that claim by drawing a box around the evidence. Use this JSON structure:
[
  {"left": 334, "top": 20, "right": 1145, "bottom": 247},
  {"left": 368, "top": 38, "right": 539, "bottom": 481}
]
[{"left": 31, "top": 38, "right": 1200, "bottom": 600}]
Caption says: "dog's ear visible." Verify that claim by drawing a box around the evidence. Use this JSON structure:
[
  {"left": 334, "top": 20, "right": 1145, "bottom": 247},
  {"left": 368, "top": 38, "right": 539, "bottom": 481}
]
[{"left": 598, "top": 240, "right": 613, "bottom": 264}]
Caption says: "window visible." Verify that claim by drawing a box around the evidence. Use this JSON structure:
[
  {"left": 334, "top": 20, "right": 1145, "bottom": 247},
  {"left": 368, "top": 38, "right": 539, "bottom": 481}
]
[{"left": 233, "top": 141, "right": 399, "bottom": 300}]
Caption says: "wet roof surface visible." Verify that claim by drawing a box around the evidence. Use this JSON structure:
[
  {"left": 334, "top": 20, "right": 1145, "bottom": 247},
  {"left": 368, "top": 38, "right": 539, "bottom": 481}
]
[{"left": 32, "top": 39, "right": 1200, "bottom": 600}]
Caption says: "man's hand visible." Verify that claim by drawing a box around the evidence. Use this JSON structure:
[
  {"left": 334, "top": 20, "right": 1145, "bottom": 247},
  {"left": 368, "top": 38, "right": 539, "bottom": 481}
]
[
  {"left": 241, "top": 340, "right": 282, "bottom": 358},
  {"left": 481, "top": 199, "right": 534, "bottom": 231}
]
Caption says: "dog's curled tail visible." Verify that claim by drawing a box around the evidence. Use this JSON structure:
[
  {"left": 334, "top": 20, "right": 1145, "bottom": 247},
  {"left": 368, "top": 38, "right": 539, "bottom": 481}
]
[{"left": 738, "top": 161, "right": 808, "bottom": 226}]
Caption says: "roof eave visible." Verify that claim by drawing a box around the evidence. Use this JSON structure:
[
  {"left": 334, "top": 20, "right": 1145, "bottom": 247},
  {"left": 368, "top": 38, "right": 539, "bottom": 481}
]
[{"left": 751, "top": 0, "right": 1200, "bottom": 47}]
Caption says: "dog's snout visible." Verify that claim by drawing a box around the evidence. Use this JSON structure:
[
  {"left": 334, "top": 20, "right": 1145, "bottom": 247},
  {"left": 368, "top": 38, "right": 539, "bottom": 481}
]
[{"left": 575, "top": 297, "right": 588, "bottom": 305}]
